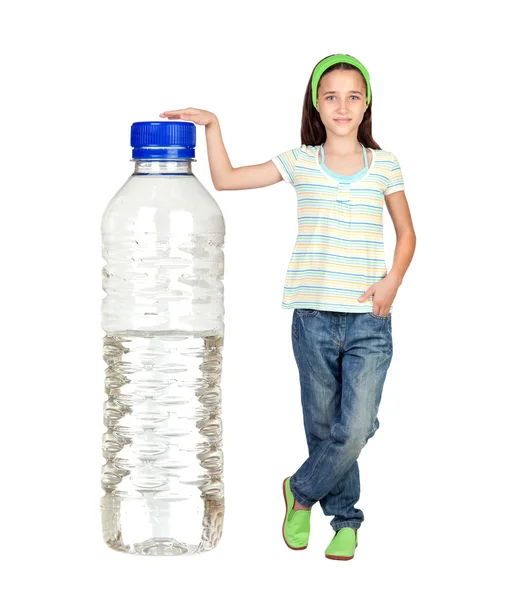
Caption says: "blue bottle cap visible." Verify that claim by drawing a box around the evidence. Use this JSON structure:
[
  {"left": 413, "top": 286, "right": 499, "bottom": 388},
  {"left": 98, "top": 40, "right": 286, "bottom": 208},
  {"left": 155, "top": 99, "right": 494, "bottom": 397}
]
[{"left": 131, "top": 121, "right": 196, "bottom": 159}]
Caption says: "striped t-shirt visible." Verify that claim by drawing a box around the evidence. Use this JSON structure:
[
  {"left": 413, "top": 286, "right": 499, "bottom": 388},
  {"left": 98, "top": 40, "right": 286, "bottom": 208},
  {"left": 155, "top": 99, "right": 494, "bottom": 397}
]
[{"left": 271, "top": 144, "right": 405, "bottom": 313}]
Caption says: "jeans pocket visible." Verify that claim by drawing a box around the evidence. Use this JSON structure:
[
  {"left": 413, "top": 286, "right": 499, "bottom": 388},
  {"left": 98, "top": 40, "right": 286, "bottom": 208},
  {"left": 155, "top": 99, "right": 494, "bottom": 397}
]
[
  {"left": 368, "top": 311, "right": 391, "bottom": 320},
  {"left": 296, "top": 308, "right": 319, "bottom": 317}
]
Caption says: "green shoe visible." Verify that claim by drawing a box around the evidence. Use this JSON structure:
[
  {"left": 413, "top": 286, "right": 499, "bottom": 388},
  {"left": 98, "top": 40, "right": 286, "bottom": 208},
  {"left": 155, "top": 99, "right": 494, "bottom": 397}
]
[
  {"left": 282, "top": 476, "right": 311, "bottom": 550},
  {"left": 325, "top": 527, "right": 358, "bottom": 560}
]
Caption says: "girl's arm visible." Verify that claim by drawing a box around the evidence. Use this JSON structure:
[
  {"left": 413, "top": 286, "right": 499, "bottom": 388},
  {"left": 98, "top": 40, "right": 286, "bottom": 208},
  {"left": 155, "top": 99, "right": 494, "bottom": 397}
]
[
  {"left": 160, "top": 107, "right": 283, "bottom": 191},
  {"left": 205, "top": 118, "right": 283, "bottom": 191}
]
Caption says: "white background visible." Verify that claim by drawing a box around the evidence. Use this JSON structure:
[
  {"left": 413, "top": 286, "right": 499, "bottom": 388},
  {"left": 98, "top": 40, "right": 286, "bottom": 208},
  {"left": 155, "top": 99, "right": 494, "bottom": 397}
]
[{"left": 2, "top": 1, "right": 507, "bottom": 598}]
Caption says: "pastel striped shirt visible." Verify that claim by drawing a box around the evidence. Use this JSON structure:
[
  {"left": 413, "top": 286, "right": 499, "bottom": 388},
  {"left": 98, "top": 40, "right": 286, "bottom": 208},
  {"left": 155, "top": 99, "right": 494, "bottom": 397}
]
[{"left": 271, "top": 144, "right": 405, "bottom": 313}]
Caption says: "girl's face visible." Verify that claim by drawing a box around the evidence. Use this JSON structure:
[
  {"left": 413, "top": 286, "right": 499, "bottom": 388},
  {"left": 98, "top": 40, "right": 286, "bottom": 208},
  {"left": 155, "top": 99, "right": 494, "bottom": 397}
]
[{"left": 316, "top": 70, "right": 368, "bottom": 136}]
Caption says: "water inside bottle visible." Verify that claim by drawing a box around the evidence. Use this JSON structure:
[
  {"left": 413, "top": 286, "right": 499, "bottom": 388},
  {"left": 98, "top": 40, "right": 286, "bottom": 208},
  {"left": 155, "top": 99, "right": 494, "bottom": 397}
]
[{"left": 101, "top": 330, "right": 224, "bottom": 556}]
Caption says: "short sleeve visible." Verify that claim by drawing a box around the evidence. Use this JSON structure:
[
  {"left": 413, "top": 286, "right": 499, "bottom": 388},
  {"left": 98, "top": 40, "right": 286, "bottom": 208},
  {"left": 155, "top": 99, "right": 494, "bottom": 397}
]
[
  {"left": 384, "top": 152, "right": 405, "bottom": 196},
  {"left": 271, "top": 146, "right": 301, "bottom": 186}
]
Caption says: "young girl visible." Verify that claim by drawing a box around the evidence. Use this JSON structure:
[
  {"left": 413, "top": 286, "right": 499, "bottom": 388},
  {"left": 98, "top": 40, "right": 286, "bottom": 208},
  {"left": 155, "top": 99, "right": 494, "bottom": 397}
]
[{"left": 160, "top": 53, "right": 416, "bottom": 561}]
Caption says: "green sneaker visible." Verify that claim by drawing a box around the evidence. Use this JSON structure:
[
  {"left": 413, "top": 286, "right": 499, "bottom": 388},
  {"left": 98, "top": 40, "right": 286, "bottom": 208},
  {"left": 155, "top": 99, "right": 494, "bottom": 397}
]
[
  {"left": 325, "top": 527, "right": 358, "bottom": 560},
  {"left": 282, "top": 476, "right": 311, "bottom": 550}
]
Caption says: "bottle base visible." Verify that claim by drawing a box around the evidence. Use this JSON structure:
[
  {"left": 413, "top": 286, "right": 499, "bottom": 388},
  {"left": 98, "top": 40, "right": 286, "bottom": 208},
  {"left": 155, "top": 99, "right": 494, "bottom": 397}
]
[
  {"left": 101, "top": 492, "right": 223, "bottom": 556},
  {"left": 104, "top": 536, "right": 213, "bottom": 556}
]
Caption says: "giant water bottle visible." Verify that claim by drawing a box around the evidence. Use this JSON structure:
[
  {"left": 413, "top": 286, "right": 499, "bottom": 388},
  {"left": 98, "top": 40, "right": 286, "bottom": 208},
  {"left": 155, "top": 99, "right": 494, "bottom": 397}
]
[{"left": 100, "top": 121, "right": 225, "bottom": 556}]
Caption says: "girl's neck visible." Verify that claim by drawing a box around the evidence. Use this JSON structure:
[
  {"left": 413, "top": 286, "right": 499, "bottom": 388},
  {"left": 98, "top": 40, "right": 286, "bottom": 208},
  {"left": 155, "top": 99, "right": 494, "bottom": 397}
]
[{"left": 323, "top": 137, "right": 363, "bottom": 157}]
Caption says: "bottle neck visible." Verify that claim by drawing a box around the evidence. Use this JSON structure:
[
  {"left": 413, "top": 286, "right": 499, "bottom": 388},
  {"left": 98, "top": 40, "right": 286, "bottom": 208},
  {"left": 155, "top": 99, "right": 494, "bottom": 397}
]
[{"left": 132, "top": 160, "right": 194, "bottom": 175}]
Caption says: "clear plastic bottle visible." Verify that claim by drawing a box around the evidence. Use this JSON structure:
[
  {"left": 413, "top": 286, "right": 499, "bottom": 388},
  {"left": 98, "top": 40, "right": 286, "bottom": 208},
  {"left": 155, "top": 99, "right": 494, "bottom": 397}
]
[{"left": 100, "top": 121, "right": 225, "bottom": 556}]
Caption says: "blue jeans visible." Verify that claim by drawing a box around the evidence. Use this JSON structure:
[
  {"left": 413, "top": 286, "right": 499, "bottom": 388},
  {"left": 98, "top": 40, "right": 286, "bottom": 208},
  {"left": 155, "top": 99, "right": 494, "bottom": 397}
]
[{"left": 289, "top": 308, "right": 393, "bottom": 532}]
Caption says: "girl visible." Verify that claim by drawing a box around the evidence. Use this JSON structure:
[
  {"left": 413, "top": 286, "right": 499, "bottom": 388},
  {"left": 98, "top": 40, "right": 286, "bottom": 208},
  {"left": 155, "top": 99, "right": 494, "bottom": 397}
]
[{"left": 160, "top": 53, "right": 416, "bottom": 561}]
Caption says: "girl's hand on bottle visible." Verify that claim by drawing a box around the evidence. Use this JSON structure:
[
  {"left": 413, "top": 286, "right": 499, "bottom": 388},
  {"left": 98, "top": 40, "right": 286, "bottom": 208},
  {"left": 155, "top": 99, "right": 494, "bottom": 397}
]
[{"left": 159, "top": 107, "right": 217, "bottom": 127}]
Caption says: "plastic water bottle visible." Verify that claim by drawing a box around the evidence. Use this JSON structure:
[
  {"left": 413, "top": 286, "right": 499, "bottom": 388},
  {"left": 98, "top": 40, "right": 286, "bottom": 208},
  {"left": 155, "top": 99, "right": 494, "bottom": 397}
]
[{"left": 100, "top": 121, "right": 225, "bottom": 556}]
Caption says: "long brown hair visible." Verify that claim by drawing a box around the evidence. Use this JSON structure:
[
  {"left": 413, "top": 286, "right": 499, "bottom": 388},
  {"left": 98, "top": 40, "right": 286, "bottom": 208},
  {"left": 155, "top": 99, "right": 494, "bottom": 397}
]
[{"left": 301, "top": 56, "right": 382, "bottom": 150}]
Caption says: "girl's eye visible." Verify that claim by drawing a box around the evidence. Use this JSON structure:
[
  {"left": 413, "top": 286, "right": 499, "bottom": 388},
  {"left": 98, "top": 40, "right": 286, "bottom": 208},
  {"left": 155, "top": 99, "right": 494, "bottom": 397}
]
[{"left": 326, "top": 95, "right": 359, "bottom": 100}]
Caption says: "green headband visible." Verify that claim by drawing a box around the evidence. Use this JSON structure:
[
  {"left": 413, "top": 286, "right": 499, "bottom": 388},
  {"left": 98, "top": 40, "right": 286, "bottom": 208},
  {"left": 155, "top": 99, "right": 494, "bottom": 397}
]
[{"left": 312, "top": 54, "right": 371, "bottom": 110}]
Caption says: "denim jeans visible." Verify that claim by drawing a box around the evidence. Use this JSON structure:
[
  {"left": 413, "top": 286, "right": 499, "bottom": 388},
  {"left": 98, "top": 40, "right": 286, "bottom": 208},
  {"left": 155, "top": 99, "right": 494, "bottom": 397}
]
[{"left": 289, "top": 308, "right": 393, "bottom": 532}]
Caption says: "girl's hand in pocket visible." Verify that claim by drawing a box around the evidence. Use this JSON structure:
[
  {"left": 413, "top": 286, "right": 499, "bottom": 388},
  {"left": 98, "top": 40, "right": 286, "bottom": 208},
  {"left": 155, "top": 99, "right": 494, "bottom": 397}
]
[
  {"left": 358, "top": 273, "right": 400, "bottom": 316},
  {"left": 159, "top": 107, "right": 217, "bottom": 127}
]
